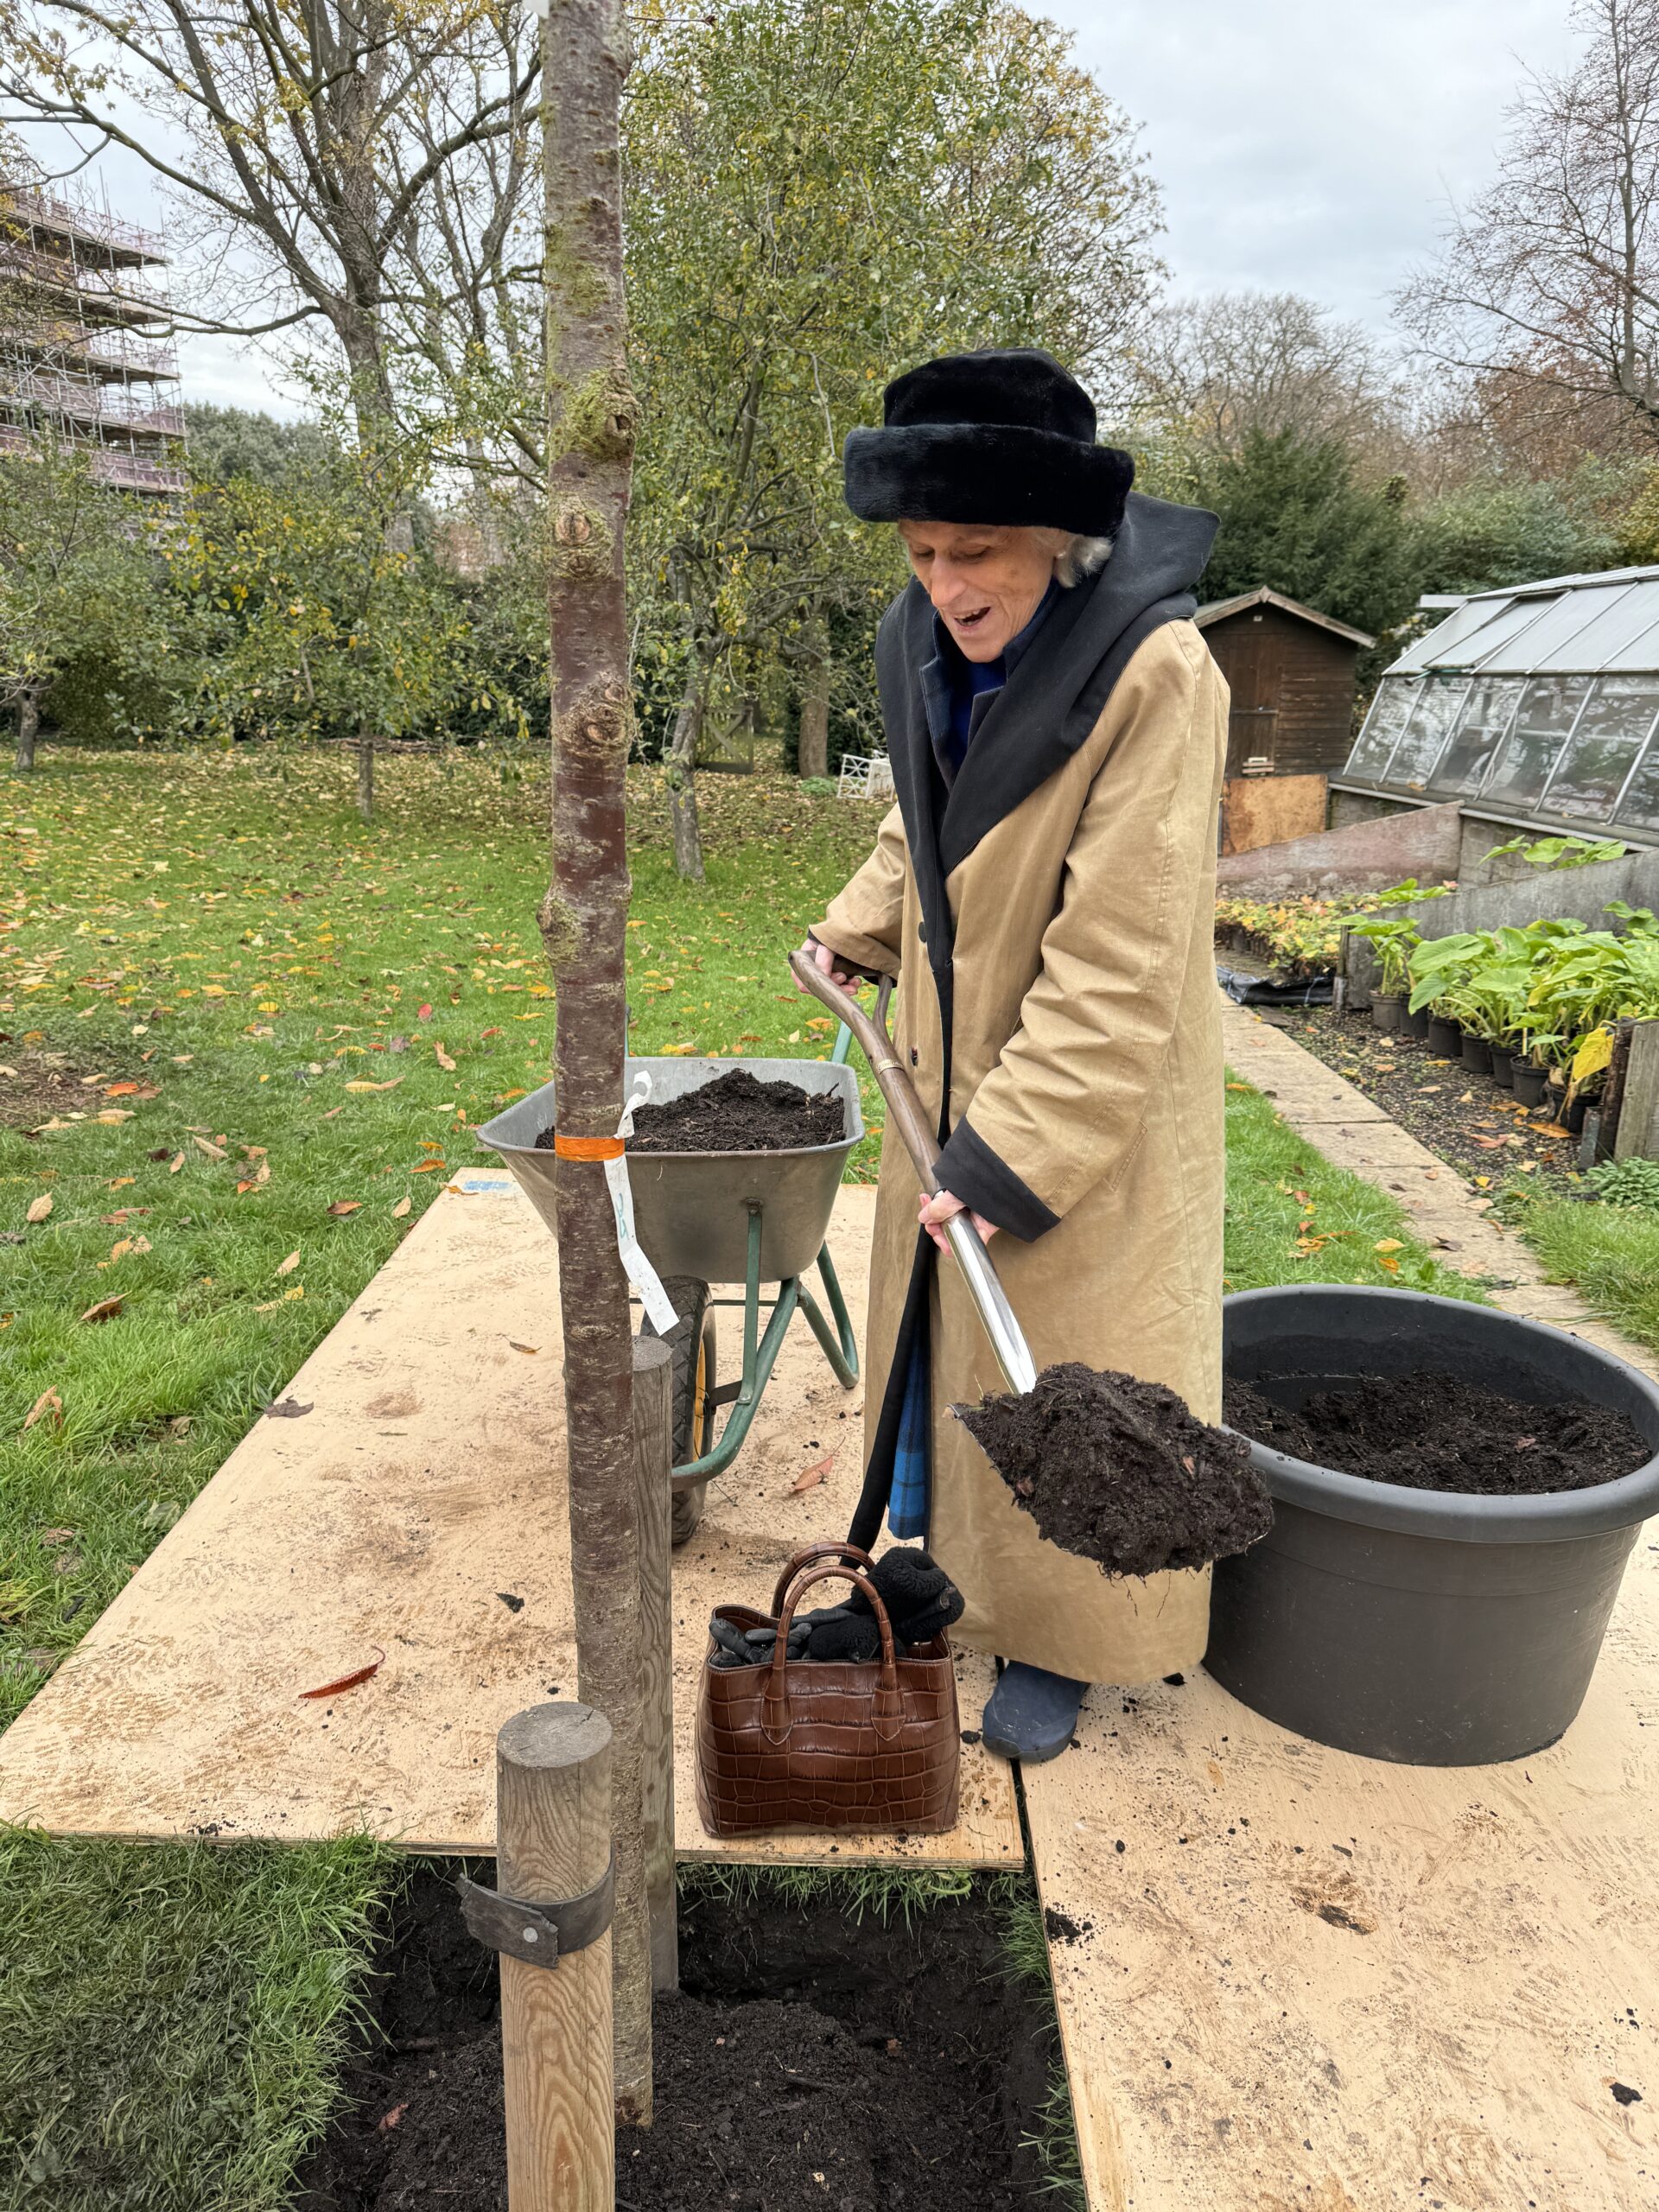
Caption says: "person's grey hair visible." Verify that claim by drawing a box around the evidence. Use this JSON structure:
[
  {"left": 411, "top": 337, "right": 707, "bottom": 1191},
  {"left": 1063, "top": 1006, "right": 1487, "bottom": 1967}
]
[{"left": 1032, "top": 528, "right": 1114, "bottom": 588}]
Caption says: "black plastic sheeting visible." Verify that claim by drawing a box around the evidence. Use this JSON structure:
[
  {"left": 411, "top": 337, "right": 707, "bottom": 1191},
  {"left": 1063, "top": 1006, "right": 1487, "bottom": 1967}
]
[{"left": 1216, "top": 963, "right": 1335, "bottom": 1007}]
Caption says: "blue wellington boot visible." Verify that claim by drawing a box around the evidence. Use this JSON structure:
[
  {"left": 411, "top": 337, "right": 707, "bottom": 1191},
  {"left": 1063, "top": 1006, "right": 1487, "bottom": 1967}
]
[{"left": 979, "top": 1662, "right": 1088, "bottom": 1764}]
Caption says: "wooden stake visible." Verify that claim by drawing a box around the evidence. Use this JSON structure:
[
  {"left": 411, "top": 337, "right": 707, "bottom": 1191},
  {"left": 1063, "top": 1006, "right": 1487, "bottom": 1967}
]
[
  {"left": 497, "top": 1703, "right": 614, "bottom": 2212},
  {"left": 631, "top": 1336, "right": 677, "bottom": 1994}
]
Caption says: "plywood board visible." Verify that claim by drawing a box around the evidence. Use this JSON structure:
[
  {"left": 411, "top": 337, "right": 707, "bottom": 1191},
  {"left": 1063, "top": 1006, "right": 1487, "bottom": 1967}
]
[
  {"left": 0, "top": 1175, "right": 1019, "bottom": 1866},
  {"left": 1023, "top": 1545, "right": 1659, "bottom": 2210},
  {"left": 1220, "top": 772, "right": 1327, "bottom": 858}
]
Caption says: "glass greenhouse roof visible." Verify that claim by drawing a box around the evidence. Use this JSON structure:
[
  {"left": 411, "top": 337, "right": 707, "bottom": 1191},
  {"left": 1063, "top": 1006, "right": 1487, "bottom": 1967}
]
[{"left": 1338, "top": 568, "right": 1659, "bottom": 837}]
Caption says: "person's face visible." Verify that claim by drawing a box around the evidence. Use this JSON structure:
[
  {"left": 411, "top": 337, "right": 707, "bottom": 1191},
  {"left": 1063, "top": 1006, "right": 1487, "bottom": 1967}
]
[{"left": 898, "top": 521, "right": 1052, "bottom": 662}]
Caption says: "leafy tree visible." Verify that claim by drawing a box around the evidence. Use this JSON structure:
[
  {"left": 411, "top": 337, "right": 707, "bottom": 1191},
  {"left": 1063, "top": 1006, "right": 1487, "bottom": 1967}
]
[
  {"left": 1180, "top": 429, "right": 1420, "bottom": 639},
  {"left": 1412, "top": 472, "right": 1618, "bottom": 594},
  {"left": 624, "top": 0, "right": 1163, "bottom": 872},
  {"left": 183, "top": 404, "right": 340, "bottom": 491},
  {"left": 168, "top": 449, "right": 468, "bottom": 819},
  {"left": 0, "top": 438, "right": 172, "bottom": 772}
]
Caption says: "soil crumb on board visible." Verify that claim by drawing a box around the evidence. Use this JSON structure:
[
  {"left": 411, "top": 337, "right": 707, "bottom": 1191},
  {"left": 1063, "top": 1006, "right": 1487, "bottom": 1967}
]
[
  {"left": 536, "top": 1066, "right": 844, "bottom": 1156},
  {"left": 297, "top": 1870, "right": 1057, "bottom": 2212},
  {"left": 957, "top": 1363, "right": 1272, "bottom": 1578},
  {"left": 1224, "top": 1372, "right": 1649, "bottom": 1496}
]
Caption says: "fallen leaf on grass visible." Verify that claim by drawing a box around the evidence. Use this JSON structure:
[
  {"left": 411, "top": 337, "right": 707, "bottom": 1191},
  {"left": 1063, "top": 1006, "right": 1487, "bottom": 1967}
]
[
  {"left": 391, "top": 1197, "right": 410, "bottom": 1217},
  {"left": 411, "top": 1160, "right": 448, "bottom": 1174},
  {"left": 193, "top": 1135, "right": 227, "bottom": 1160},
  {"left": 789, "top": 1451, "right": 836, "bottom": 1495},
  {"left": 22, "top": 1388, "right": 62, "bottom": 1433},
  {"left": 25, "top": 1195, "right": 52, "bottom": 1224},
  {"left": 264, "top": 1396, "right": 314, "bottom": 1419},
  {"left": 276, "top": 1250, "right": 301, "bottom": 1276},
  {"left": 1373, "top": 1238, "right": 1404, "bottom": 1255},
  {"left": 95, "top": 1109, "right": 136, "bottom": 1124},
  {"left": 168, "top": 1151, "right": 185, "bottom": 1173},
  {"left": 434, "top": 1042, "right": 457, "bottom": 1071},
  {"left": 38, "top": 1527, "right": 75, "bottom": 1548},
  {"left": 417, "top": 1003, "right": 433, "bottom": 1020},
  {"left": 326, "top": 1200, "right": 362, "bottom": 1217},
  {"left": 79, "top": 1295, "right": 124, "bottom": 1325},
  {"left": 298, "top": 1644, "right": 385, "bottom": 1700},
  {"left": 345, "top": 1078, "right": 404, "bottom": 1092}
]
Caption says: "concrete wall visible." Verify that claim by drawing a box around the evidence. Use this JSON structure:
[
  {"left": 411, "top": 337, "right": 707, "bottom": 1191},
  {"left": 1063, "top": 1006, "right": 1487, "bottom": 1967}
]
[
  {"left": 1344, "top": 848, "right": 1659, "bottom": 1004},
  {"left": 1328, "top": 788, "right": 1406, "bottom": 831},
  {"left": 1216, "top": 800, "right": 1464, "bottom": 899}
]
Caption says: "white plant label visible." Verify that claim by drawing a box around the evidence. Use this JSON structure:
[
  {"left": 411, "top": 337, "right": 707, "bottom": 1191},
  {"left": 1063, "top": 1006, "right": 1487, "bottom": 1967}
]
[{"left": 612, "top": 1073, "right": 677, "bottom": 1333}]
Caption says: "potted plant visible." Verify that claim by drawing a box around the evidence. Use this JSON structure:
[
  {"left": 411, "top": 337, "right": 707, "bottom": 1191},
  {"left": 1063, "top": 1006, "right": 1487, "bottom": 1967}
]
[
  {"left": 1408, "top": 931, "right": 1485, "bottom": 1061},
  {"left": 1346, "top": 913, "right": 1421, "bottom": 1033}
]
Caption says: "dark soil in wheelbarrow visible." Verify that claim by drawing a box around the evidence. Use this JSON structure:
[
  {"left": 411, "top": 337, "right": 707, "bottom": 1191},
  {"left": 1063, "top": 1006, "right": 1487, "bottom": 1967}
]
[
  {"left": 1224, "top": 1370, "right": 1650, "bottom": 1495},
  {"left": 536, "top": 1066, "right": 845, "bottom": 1155},
  {"left": 296, "top": 1868, "right": 1057, "bottom": 2212},
  {"left": 957, "top": 1363, "right": 1273, "bottom": 1577}
]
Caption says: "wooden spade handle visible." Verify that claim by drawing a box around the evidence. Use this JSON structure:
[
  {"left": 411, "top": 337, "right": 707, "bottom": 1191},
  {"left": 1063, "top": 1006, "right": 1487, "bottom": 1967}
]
[
  {"left": 790, "top": 948, "right": 944, "bottom": 1192},
  {"left": 789, "top": 947, "right": 1038, "bottom": 1396}
]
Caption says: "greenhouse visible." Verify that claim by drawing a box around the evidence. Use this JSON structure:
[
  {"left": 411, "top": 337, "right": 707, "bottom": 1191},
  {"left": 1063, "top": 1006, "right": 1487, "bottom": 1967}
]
[{"left": 1337, "top": 564, "right": 1659, "bottom": 842}]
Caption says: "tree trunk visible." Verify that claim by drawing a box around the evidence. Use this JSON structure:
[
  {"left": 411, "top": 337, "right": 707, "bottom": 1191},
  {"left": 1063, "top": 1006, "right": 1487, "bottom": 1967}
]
[
  {"left": 14, "top": 687, "right": 41, "bottom": 773},
  {"left": 798, "top": 627, "right": 830, "bottom": 779},
  {"left": 664, "top": 658, "right": 706, "bottom": 881},
  {"left": 357, "top": 734, "right": 376, "bottom": 822},
  {"left": 537, "top": 0, "right": 651, "bottom": 2126}
]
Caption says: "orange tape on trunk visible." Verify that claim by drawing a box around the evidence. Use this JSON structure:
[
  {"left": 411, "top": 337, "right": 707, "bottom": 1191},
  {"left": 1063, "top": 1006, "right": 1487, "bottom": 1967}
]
[{"left": 552, "top": 1134, "right": 626, "bottom": 1160}]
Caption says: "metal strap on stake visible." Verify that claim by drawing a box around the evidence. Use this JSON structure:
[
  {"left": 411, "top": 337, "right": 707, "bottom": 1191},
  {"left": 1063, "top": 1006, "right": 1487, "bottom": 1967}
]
[{"left": 457, "top": 1853, "right": 615, "bottom": 1971}]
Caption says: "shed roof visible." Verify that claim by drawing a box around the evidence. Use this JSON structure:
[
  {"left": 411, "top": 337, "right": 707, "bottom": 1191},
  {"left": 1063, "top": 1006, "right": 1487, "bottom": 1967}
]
[{"left": 1193, "top": 585, "right": 1375, "bottom": 650}]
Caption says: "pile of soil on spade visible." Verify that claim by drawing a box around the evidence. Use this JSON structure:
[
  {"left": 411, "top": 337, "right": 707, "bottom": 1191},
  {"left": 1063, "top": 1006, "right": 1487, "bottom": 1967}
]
[
  {"left": 957, "top": 1362, "right": 1273, "bottom": 1578},
  {"left": 1224, "top": 1371, "right": 1650, "bottom": 1496},
  {"left": 536, "top": 1067, "right": 845, "bottom": 1156},
  {"left": 296, "top": 1868, "right": 1056, "bottom": 2212}
]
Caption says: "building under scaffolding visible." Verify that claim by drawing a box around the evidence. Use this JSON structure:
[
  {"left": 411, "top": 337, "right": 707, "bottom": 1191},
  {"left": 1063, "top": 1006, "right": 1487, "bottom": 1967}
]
[{"left": 0, "top": 181, "right": 187, "bottom": 496}]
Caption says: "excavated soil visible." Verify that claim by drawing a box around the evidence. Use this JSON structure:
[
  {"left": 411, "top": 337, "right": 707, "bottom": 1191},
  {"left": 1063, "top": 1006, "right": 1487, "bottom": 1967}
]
[
  {"left": 296, "top": 1870, "right": 1056, "bottom": 2212},
  {"left": 1224, "top": 1371, "right": 1650, "bottom": 1496},
  {"left": 957, "top": 1363, "right": 1273, "bottom": 1578},
  {"left": 537, "top": 1068, "right": 845, "bottom": 1156}
]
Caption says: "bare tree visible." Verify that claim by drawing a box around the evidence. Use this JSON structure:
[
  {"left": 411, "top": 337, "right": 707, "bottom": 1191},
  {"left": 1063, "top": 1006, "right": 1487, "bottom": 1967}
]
[
  {"left": 535, "top": 0, "right": 650, "bottom": 2126},
  {"left": 1127, "top": 289, "right": 1410, "bottom": 468},
  {"left": 1399, "top": 0, "right": 1659, "bottom": 451},
  {"left": 1, "top": 2, "right": 540, "bottom": 455}
]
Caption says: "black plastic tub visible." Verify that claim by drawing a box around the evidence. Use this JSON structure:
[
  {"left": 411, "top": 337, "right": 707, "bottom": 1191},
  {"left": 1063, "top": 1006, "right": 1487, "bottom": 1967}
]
[
  {"left": 1460, "top": 1032, "right": 1493, "bottom": 1076},
  {"left": 1426, "top": 1014, "right": 1462, "bottom": 1058},
  {"left": 1489, "top": 1043, "right": 1515, "bottom": 1088},
  {"left": 1405, "top": 1004, "right": 1431, "bottom": 1039},
  {"left": 1513, "top": 1062, "right": 1548, "bottom": 1107},
  {"left": 1211, "top": 1286, "right": 1659, "bottom": 1765}
]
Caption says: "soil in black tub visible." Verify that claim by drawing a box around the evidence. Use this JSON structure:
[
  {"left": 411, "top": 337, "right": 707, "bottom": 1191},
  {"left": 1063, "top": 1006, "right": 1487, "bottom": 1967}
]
[
  {"left": 1224, "top": 1371, "right": 1649, "bottom": 1495},
  {"left": 296, "top": 1869, "right": 1058, "bottom": 2212},
  {"left": 537, "top": 1067, "right": 845, "bottom": 1156},
  {"left": 957, "top": 1363, "right": 1273, "bottom": 1578}
]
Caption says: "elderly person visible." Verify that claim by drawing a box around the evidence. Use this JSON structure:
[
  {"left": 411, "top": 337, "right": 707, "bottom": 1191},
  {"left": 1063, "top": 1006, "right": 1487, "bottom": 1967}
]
[{"left": 804, "top": 347, "right": 1228, "bottom": 1764}]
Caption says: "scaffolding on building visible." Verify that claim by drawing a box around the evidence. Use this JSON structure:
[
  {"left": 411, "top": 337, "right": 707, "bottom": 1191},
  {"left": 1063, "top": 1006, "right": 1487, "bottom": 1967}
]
[{"left": 0, "top": 179, "right": 188, "bottom": 496}]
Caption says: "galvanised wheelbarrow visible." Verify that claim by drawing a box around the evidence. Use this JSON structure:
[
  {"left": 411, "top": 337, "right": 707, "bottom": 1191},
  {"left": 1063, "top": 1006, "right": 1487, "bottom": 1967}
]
[{"left": 476, "top": 1046, "right": 862, "bottom": 1544}]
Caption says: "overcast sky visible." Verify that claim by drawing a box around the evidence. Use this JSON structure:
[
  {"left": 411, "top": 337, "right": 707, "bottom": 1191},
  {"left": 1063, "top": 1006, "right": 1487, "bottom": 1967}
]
[{"left": 64, "top": 0, "right": 1592, "bottom": 416}]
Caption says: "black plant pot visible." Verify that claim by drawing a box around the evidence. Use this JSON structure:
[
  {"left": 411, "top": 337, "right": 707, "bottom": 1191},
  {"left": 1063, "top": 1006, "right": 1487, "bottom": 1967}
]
[
  {"left": 1426, "top": 1015, "right": 1462, "bottom": 1058},
  {"left": 1489, "top": 1044, "right": 1515, "bottom": 1089},
  {"left": 1214, "top": 1287, "right": 1659, "bottom": 1764},
  {"left": 1513, "top": 1063, "right": 1548, "bottom": 1108},
  {"left": 1460, "top": 1033, "right": 1493, "bottom": 1076},
  {"left": 1370, "top": 992, "right": 1405, "bottom": 1033},
  {"left": 1405, "top": 1004, "right": 1431, "bottom": 1039},
  {"left": 1567, "top": 1090, "right": 1592, "bottom": 1136}
]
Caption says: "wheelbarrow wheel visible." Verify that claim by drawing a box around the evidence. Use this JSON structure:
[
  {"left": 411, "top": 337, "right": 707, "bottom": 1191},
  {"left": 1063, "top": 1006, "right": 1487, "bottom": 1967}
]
[{"left": 641, "top": 1276, "right": 716, "bottom": 1547}]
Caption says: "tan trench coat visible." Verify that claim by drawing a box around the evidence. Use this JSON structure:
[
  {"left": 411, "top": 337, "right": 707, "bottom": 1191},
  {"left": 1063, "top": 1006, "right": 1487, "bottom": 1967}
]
[{"left": 812, "top": 580, "right": 1228, "bottom": 1684}]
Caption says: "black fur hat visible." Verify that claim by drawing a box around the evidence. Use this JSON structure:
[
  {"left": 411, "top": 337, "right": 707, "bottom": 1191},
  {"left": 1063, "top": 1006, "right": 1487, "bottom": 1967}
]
[{"left": 842, "top": 347, "right": 1134, "bottom": 537}]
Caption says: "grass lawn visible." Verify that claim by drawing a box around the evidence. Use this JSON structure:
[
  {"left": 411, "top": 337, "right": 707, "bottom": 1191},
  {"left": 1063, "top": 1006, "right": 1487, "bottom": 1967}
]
[{"left": 2, "top": 747, "right": 1479, "bottom": 2209}]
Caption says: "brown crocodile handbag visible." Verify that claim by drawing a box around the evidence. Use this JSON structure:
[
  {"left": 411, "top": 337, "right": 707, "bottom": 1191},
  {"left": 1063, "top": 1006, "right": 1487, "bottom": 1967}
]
[{"left": 695, "top": 1541, "right": 960, "bottom": 1838}]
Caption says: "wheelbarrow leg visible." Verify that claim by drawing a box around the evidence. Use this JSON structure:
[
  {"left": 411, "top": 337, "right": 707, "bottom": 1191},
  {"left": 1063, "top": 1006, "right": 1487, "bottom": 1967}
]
[{"left": 795, "top": 1242, "right": 859, "bottom": 1388}]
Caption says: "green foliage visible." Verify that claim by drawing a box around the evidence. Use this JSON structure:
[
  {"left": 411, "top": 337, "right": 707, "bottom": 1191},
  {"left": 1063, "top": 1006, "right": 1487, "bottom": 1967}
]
[
  {"left": 1181, "top": 429, "right": 1421, "bottom": 639},
  {"left": 1411, "top": 471, "right": 1616, "bottom": 595},
  {"left": 183, "top": 404, "right": 340, "bottom": 492},
  {"left": 1403, "top": 906, "right": 1659, "bottom": 1071},
  {"left": 1482, "top": 833, "right": 1628, "bottom": 871},
  {"left": 1346, "top": 912, "right": 1421, "bottom": 995},
  {"left": 1585, "top": 1155, "right": 1659, "bottom": 1213}
]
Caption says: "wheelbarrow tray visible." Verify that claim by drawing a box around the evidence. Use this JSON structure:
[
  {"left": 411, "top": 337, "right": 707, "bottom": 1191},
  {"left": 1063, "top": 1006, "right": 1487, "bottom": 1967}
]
[{"left": 475, "top": 1056, "right": 864, "bottom": 1282}]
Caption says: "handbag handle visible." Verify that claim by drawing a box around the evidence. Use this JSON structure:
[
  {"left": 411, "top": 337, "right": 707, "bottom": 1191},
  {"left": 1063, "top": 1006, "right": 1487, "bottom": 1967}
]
[
  {"left": 762, "top": 1561, "right": 903, "bottom": 1745},
  {"left": 769, "top": 1539, "right": 879, "bottom": 1617}
]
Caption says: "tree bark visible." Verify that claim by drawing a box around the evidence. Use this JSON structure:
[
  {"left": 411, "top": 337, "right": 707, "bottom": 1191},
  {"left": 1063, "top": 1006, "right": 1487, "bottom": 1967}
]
[
  {"left": 664, "top": 658, "right": 706, "bottom": 881},
  {"left": 14, "top": 687, "right": 41, "bottom": 773},
  {"left": 537, "top": 0, "right": 651, "bottom": 2126},
  {"left": 798, "top": 625, "right": 830, "bottom": 779},
  {"left": 357, "top": 735, "right": 376, "bottom": 822}
]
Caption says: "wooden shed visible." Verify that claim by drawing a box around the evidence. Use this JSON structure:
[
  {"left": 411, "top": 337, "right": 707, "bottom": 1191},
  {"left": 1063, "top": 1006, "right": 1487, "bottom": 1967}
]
[{"left": 1196, "top": 586, "right": 1374, "bottom": 855}]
